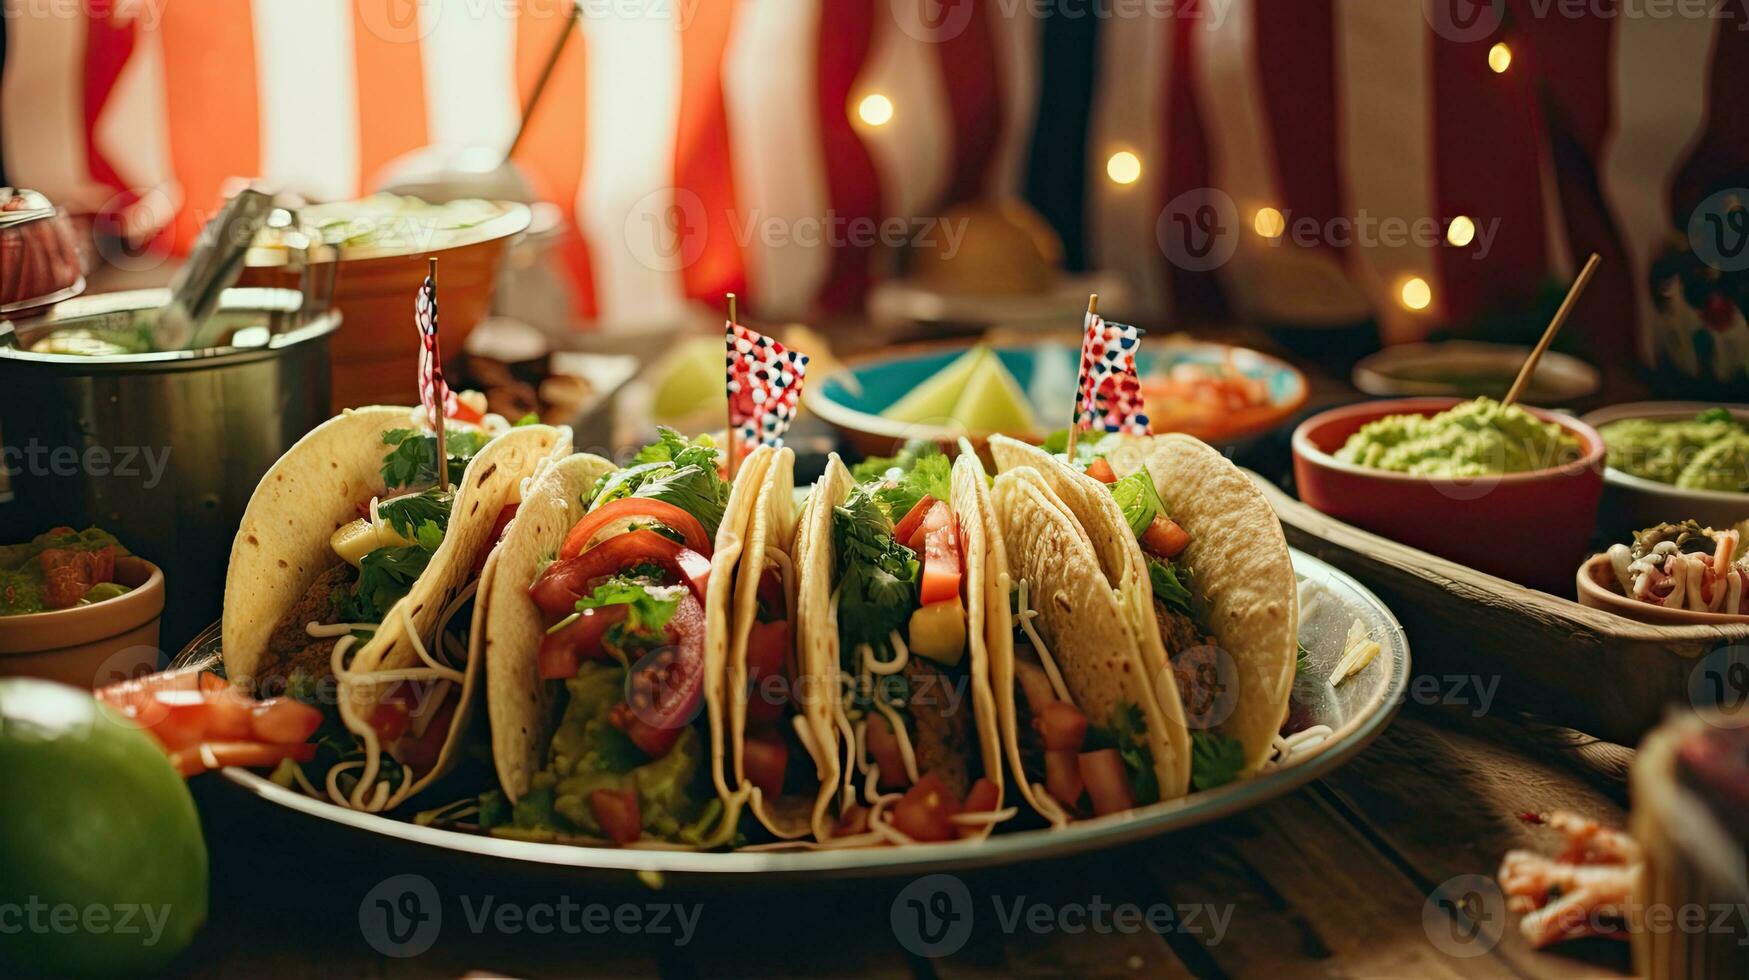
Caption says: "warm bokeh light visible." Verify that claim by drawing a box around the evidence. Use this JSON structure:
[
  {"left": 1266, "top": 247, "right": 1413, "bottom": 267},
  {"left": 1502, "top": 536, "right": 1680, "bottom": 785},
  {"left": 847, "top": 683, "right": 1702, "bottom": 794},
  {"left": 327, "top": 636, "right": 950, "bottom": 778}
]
[
  {"left": 1253, "top": 207, "right": 1286, "bottom": 239},
  {"left": 1106, "top": 151, "right": 1142, "bottom": 185},
  {"left": 1446, "top": 215, "right": 1477, "bottom": 247},
  {"left": 1488, "top": 42, "right": 1512, "bottom": 74},
  {"left": 1400, "top": 276, "right": 1433, "bottom": 311},
  {"left": 857, "top": 93, "right": 893, "bottom": 127}
]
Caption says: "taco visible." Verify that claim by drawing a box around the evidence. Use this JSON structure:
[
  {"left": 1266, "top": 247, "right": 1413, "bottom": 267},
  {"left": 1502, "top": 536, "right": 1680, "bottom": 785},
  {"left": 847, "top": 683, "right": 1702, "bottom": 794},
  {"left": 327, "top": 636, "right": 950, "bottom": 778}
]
[
  {"left": 476, "top": 430, "right": 796, "bottom": 847},
  {"left": 989, "top": 432, "right": 1296, "bottom": 817},
  {"left": 797, "top": 443, "right": 1009, "bottom": 844},
  {"left": 222, "top": 405, "right": 571, "bottom": 812}
]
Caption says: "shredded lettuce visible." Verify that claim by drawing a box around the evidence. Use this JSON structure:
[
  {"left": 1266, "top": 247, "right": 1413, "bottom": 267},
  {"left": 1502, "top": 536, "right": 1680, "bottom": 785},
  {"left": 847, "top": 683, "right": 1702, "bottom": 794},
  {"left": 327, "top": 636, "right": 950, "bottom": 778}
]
[{"left": 1147, "top": 557, "right": 1195, "bottom": 619}]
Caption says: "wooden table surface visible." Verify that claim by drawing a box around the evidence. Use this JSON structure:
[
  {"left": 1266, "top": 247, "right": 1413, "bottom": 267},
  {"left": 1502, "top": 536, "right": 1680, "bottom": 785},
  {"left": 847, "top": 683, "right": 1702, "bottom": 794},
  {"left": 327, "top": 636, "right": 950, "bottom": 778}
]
[{"left": 169, "top": 697, "right": 1636, "bottom": 979}]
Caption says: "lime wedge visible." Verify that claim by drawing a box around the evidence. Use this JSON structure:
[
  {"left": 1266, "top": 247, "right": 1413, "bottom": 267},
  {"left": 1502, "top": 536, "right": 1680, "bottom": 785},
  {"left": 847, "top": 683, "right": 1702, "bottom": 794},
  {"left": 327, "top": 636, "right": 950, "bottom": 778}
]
[
  {"left": 951, "top": 351, "right": 1039, "bottom": 434},
  {"left": 652, "top": 337, "right": 727, "bottom": 423},
  {"left": 882, "top": 346, "right": 989, "bottom": 425}
]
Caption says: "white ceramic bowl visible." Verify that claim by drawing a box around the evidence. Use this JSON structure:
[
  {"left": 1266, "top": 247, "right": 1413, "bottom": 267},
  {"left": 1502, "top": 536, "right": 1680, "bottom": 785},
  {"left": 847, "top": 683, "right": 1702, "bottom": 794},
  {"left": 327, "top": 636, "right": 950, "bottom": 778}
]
[{"left": 1580, "top": 401, "right": 1749, "bottom": 538}]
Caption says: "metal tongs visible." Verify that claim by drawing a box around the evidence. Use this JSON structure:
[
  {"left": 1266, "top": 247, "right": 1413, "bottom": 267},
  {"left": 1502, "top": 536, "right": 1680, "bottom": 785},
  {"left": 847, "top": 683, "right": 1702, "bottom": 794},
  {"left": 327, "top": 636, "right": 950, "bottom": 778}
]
[{"left": 155, "top": 188, "right": 276, "bottom": 350}]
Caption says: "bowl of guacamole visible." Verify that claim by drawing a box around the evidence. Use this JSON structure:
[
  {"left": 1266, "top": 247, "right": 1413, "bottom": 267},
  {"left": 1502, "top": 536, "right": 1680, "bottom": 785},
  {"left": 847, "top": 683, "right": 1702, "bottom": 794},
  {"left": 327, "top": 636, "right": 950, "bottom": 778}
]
[
  {"left": 1294, "top": 397, "right": 1605, "bottom": 591},
  {"left": 0, "top": 528, "right": 164, "bottom": 688},
  {"left": 1582, "top": 402, "right": 1749, "bottom": 538}
]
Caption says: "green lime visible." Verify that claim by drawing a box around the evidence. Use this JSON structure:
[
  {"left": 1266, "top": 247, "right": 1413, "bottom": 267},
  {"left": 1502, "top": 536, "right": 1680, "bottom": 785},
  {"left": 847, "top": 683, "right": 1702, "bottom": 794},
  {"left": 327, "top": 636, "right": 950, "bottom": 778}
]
[
  {"left": 652, "top": 337, "right": 728, "bottom": 423},
  {"left": 0, "top": 680, "right": 208, "bottom": 976},
  {"left": 951, "top": 350, "right": 1038, "bottom": 434},
  {"left": 883, "top": 346, "right": 989, "bottom": 425}
]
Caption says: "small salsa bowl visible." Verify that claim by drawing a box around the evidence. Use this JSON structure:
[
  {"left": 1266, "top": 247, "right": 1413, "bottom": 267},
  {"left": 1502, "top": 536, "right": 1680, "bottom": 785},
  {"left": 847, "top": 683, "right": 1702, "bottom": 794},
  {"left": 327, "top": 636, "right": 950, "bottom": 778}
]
[
  {"left": 0, "top": 556, "right": 165, "bottom": 687},
  {"left": 1576, "top": 552, "right": 1749, "bottom": 626},
  {"left": 1292, "top": 397, "right": 1606, "bottom": 593}
]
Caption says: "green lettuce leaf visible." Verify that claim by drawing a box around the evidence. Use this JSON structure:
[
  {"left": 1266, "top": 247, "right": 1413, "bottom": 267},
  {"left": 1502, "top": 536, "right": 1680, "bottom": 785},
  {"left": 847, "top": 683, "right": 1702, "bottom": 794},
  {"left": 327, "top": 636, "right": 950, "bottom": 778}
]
[
  {"left": 379, "top": 427, "right": 491, "bottom": 489},
  {"left": 585, "top": 428, "right": 730, "bottom": 536},
  {"left": 1108, "top": 469, "right": 1167, "bottom": 539},
  {"left": 1190, "top": 732, "right": 1245, "bottom": 791},
  {"left": 1147, "top": 557, "right": 1195, "bottom": 619}
]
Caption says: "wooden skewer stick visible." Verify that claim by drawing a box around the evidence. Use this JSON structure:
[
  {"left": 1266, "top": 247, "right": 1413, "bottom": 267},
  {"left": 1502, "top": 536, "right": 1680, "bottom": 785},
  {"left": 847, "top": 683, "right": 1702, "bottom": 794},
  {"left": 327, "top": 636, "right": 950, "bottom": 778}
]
[
  {"left": 725, "top": 292, "right": 740, "bottom": 480},
  {"left": 1065, "top": 293, "right": 1099, "bottom": 460},
  {"left": 505, "top": 2, "right": 584, "bottom": 161},
  {"left": 1502, "top": 253, "right": 1600, "bottom": 408},
  {"left": 431, "top": 257, "right": 448, "bottom": 492}
]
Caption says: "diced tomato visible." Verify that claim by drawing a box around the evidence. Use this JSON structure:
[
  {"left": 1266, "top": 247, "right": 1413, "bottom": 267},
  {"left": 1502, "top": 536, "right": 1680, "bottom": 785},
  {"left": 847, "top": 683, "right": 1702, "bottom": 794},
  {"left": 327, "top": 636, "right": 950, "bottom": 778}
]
[
  {"left": 589, "top": 788, "right": 643, "bottom": 846},
  {"left": 473, "top": 503, "right": 521, "bottom": 576},
  {"left": 1079, "top": 749, "right": 1136, "bottom": 816},
  {"left": 609, "top": 593, "right": 707, "bottom": 758},
  {"left": 167, "top": 741, "right": 315, "bottom": 778},
  {"left": 531, "top": 530, "right": 711, "bottom": 613},
  {"left": 141, "top": 690, "right": 211, "bottom": 751},
  {"left": 1141, "top": 516, "right": 1191, "bottom": 560},
  {"left": 891, "top": 773, "right": 959, "bottom": 843},
  {"left": 866, "top": 713, "right": 910, "bottom": 790},
  {"left": 892, "top": 495, "right": 937, "bottom": 550},
  {"left": 743, "top": 618, "right": 791, "bottom": 725},
  {"left": 395, "top": 695, "right": 457, "bottom": 776},
  {"left": 1045, "top": 750, "right": 1084, "bottom": 808},
  {"left": 756, "top": 568, "right": 787, "bottom": 621},
  {"left": 448, "top": 399, "right": 486, "bottom": 425},
  {"left": 1036, "top": 701, "right": 1089, "bottom": 753},
  {"left": 560, "top": 498, "right": 712, "bottom": 559},
  {"left": 250, "top": 698, "right": 323, "bottom": 745},
  {"left": 538, "top": 605, "right": 630, "bottom": 680},
  {"left": 204, "top": 688, "right": 256, "bottom": 741},
  {"left": 957, "top": 778, "right": 1001, "bottom": 838},
  {"left": 368, "top": 700, "right": 411, "bottom": 743},
  {"left": 743, "top": 733, "right": 789, "bottom": 800},
  {"left": 918, "top": 502, "right": 962, "bottom": 605},
  {"left": 835, "top": 803, "right": 870, "bottom": 837},
  {"left": 1086, "top": 457, "right": 1117, "bottom": 484}
]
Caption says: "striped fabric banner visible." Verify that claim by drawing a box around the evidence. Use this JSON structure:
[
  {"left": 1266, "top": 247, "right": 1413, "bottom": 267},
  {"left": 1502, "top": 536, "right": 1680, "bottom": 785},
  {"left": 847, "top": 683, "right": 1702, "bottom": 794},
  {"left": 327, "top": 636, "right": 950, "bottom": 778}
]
[{"left": 3, "top": 0, "right": 1747, "bottom": 360}]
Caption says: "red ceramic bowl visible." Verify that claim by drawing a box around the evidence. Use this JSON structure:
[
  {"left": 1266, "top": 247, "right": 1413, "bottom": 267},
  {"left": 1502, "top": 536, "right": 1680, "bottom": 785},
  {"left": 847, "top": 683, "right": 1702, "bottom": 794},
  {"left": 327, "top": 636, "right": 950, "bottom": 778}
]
[{"left": 1292, "top": 397, "right": 1605, "bottom": 592}]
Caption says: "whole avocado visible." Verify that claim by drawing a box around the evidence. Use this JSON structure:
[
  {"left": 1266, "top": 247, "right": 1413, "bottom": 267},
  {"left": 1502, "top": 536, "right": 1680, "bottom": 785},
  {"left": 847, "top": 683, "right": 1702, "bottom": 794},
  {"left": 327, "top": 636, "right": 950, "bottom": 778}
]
[{"left": 0, "top": 679, "right": 208, "bottom": 976}]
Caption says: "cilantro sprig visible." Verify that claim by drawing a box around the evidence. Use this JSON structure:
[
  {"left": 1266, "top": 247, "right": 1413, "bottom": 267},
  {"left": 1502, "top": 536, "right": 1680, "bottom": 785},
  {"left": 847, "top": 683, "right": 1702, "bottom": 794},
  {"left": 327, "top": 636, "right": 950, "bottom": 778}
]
[
  {"left": 380, "top": 428, "right": 491, "bottom": 489},
  {"left": 1085, "top": 703, "right": 1161, "bottom": 806},
  {"left": 1190, "top": 732, "right": 1245, "bottom": 791},
  {"left": 831, "top": 483, "right": 920, "bottom": 670}
]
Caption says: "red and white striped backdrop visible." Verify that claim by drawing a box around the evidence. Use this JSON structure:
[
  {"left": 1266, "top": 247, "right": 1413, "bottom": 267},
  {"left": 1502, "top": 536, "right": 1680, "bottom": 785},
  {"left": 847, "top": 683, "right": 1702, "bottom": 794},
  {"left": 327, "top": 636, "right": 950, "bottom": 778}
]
[{"left": 4, "top": 0, "right": 1745, "bottom": 353}]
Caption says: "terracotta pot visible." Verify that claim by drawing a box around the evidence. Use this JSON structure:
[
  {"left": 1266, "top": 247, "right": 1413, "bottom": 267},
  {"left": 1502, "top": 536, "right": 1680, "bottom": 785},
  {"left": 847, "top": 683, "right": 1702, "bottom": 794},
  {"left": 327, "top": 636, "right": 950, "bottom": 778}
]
[
  {"left": 1292, "top": 397, "right": 1605, "bottom": 593},
  {"left": 0, "top": 557, "right": 165, "bottom": 688}
]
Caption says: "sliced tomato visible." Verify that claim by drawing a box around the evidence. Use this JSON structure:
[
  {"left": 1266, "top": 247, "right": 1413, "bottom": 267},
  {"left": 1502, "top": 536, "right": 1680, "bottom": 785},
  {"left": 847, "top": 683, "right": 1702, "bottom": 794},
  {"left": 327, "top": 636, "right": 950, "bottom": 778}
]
[
  {"left": 204, "top": 688, "right": 256, "bottom": 741},
  {"left": 139, "top": 690, "right": 210, "bottom": 751},
  {"left": 756, "top": 568, "right": 787, "bottom": 621},
  {"left": 1086, "top": 457, "right": 1117, "bottom": 484},
  {"left": 368, "top": 700, "right": 411, "bottom": 743},
  {"left": 538, "top": 605, "right": 630, "bottom": 680},
  {"left": 743, "top": 733, "right": 789, "bottom": 800},
  {"left": 168, "top": 741, "right": 315, "bottom": 778},
  {"left": 892, "top": 495, "right": 937, "bottom": 550},
  {"left": 743, "top": 618, "right": 791, "bottom": 725},
  {"left": 957, "top": 777, "right": 1001, "bottom": 838},
  {"left": 891, "top": 773, "right": 959, "bottom": 843},
  {"left": 1141, "top": 516, "right": 1191, "bottom": 560},
  {"left": 250, "top": 698, "right": 323, "bottom": 745},
  {"left": 866, "top": 713, "right": 910, "bottom": 790},
  {"left": 611, "top": 593, "right": 707, "bottom": 757},
  {"left": 918, "top": 502, "right": 963, "bottom": 605},
  {"left": 448, "top": 399, "right": 486, "bottom": 425},
  {"left": 560, "top": 498, "right": 711, "bottom": 559},
  {"left": 1079, "top": 748, "right": 1135, "bottom": 816},
  {"left": 1045, "top": 750, "right": 1084, "bottom": 808},
  {"left": 835, "top": 803, "right": 871, "bottom": 837},
  {"left": 589, "top": 787, "right": 643, "bottom": 846},
  {"left": 395, "top": 695, "right": 457, "bottom": 776},
  {"left": 531, "top": 530, "right": 711, "bottom": 614},
  {"left": 1036, "top": 701, "right": 1089, "bottom": 753}
]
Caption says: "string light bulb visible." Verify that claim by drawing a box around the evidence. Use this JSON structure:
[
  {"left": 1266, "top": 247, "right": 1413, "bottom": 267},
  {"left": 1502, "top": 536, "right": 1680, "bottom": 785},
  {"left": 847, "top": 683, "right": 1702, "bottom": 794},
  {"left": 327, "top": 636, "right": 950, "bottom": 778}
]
[
  {"left": 1106, "top": 151, "right": 1142, "bottom": 185},
  {"left": 1488, "top": 42, "right": 1512, "bottom": 74},
  {"left": 1446, "top": 215, "right": 1477, "bottom": 247},
  {"left": 1400, "top": 276, "right": 1433, "bottom": 311},
  {"left": 1253, "top": 207, "right": 1286, "bottom": 239},
  {"left": 857, "top": 94, "right": 893, "bottom": 127}
]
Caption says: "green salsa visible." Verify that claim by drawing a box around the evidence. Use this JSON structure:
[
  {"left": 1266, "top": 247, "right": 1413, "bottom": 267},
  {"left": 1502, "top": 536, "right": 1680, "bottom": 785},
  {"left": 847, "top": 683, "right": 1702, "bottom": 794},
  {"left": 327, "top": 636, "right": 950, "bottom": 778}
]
[
  {"left": 1336, "top": 397, "right": 1580, "bottom": 477},
  {"left": 1598, "top": 409, "right": 1749, "bottom": 493}
]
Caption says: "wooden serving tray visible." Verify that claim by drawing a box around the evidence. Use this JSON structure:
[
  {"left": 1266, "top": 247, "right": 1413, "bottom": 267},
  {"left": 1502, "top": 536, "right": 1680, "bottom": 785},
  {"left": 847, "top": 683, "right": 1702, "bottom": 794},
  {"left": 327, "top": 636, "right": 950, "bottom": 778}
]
[{"left": 1254, "top": 476, "right": 1749, "bottom": 745}]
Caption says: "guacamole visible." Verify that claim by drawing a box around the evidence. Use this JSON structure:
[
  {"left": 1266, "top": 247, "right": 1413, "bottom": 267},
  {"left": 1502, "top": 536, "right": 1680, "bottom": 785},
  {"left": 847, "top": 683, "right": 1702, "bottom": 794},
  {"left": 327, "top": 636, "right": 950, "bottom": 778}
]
[
  {"left": 484, "top": 663, "right": 724, "bottom": 843},
  {"left": 1598, "top": 409, "right": 1749, "bottom": 493},
  {"left": 1336, "top": 397, "right": 1580, "bottom": 477}
]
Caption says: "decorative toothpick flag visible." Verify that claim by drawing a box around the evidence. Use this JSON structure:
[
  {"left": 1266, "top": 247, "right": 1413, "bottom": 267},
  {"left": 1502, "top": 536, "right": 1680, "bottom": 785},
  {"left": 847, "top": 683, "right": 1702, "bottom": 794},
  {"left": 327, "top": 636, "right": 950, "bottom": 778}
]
[
  {"left": 415, "top": 265, "right": 457, "bottom": 430},
  {"left": 725, "top": 320, "right": 808, "bottom": 456},
  {"left": 1075, "top": 310, "right": 1152, "bottom": 436}
]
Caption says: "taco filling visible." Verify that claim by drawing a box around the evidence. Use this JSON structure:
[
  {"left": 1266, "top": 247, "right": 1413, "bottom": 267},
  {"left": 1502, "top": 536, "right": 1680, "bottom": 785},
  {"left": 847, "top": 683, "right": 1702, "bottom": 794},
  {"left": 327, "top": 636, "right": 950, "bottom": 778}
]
[
  {"left": 828, "top": 447, "right": 1001, "bottom": 842},
  {"left": 480, "top": 431, "right": 733, "bottom": 846},
  {"left": 1598, "top": 521, "right": 1747, "bottom": 615},
  {"left": 262, "top": 410, "right": 514, "bottom": 808}
]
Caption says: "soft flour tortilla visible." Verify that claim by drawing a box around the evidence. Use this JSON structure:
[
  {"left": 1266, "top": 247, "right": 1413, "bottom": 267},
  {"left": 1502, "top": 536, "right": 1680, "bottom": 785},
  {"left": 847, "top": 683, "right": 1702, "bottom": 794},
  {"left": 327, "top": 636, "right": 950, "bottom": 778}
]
[
  {"left": 989, "top": 435, "right": 1192, "bottom": 798},
  {"left": 224, "top": 412, "right": 570, "bottom": 808},
  {"left": 990, "top": 465, "right": 1187, "bottom": 812},
  {"left": 794, "top": 451, "right": 1006, "bottom": 841},
  {"left": 482, "top": 446, "right": 775, "bottom": 846},
  {"left": 1103, "top": 434, "right": 1297, "bottom": 773}
]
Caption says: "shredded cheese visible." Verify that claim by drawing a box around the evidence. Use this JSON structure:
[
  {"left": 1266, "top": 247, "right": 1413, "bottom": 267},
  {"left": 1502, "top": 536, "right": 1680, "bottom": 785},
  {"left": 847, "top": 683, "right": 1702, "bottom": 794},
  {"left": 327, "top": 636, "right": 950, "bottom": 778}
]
[
  {"left": 1014, "top": 579, "right": 1071, "bottom": 703},
  {"left": 950, "top": 807, "right": 1020, "bottom": 827},
  {"left": 1331, "top": 618, "right": 1379, "bottom": 686}
]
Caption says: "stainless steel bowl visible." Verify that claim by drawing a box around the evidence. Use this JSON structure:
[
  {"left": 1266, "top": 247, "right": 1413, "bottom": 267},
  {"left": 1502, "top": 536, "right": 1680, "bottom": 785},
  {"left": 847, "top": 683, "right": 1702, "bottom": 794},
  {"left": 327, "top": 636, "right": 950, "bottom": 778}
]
[{"left": 0, "top": 287, "right": 339, "bottom": 648}]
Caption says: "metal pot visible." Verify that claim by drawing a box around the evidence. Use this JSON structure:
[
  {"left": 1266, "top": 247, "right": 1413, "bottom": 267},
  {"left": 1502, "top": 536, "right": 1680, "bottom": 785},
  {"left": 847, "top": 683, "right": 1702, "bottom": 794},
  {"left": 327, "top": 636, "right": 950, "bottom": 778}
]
[{"left": 0, "top": 287, "right": 338, "bottom": 649}]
